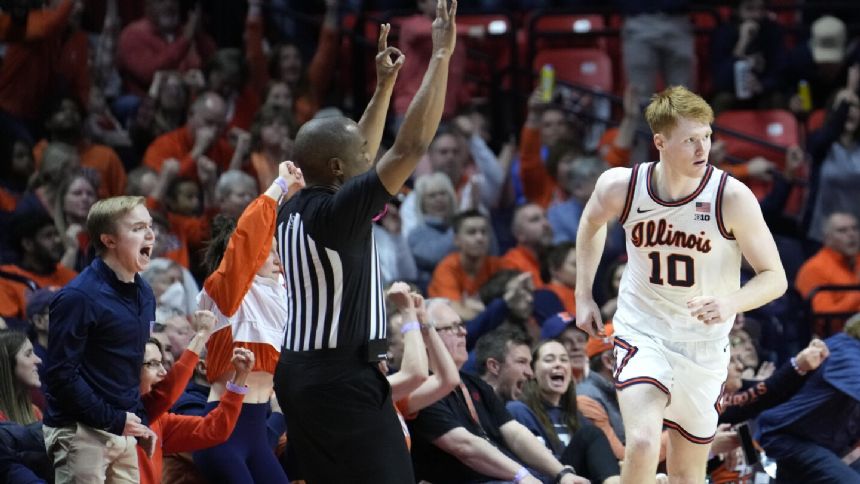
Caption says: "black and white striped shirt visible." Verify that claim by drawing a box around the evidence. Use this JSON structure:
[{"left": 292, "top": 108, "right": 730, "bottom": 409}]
[{"left": 276, "top": 169, "right": 391, "bottom": 360}]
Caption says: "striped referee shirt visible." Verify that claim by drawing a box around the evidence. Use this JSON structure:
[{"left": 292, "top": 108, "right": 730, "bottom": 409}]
[{"left": 276, "top": 169, "right": 392, "bottom": 360}]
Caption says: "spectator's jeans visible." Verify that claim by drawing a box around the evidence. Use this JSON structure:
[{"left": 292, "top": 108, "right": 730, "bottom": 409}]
[
  {"left": 770, "top": 436, "right": 860, "bottom": 484},
  {"left": 43, "top": 423, "right": 139, "bottom": 484}
]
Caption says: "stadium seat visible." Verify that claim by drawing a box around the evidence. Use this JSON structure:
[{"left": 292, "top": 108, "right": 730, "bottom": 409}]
[
  {"left": 715, "top": 109, "right": 800, "bottom": 165},
  {"left": 533, "top": 48, "right": 613, "bottom": 93},
  {"left": 807, "top": 108, "right": 827, "bottom": 134}
]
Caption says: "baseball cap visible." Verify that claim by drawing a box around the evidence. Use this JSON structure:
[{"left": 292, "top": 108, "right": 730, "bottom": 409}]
[
  {"left": 540, "top": 311, "right": 575, "bottom": 340},
  {"left": 585, "top": 322, "right": 615, "bottom": 358},
  {"left": 26, "top": 287, "right": 59, "bottom": 319},
  {"left": 810, "top": 16, "right": 846, "bottom": 63}
]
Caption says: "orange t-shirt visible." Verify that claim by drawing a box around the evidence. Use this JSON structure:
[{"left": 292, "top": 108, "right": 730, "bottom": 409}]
[
  {"left": 428, "top": 253, "right": 506, "bottom": 301},
  {"left": 501, "top": 245, "right": 544, "bottom": 288},
  {"left": 0, "top": 264, "right": 77, "bottom": 320},
  {"left": 143, "top": 126, "right": 234, "bottom": 180},
  {"left": 545, "top": 282, "right": 575, "bottom": 315},
  {"left": 795, "top": 246, "right": 860, "bottom": 333},
  {"left": 34, "top": 139, "right": 127, "bottom": 198}
]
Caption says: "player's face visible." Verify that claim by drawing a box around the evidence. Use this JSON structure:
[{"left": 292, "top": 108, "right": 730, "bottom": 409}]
[
  {"left": 497, "top": 343, "right": 533, "bottom": 401},
  {"left": 656, "top": 117, "right": 712, "bottom": 177},
  {"left": 534, "top": 341, "right": 571, "bottom": 398}
]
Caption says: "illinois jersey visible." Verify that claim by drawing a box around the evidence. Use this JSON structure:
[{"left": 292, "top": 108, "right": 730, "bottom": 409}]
[{"left": 614, "top": 162, "right": 741, "bottom": 342}]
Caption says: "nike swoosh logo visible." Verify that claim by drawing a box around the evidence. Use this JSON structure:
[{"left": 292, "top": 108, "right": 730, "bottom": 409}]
[{"left": 637, "top": 207, "right": 654, "bottom": 214}]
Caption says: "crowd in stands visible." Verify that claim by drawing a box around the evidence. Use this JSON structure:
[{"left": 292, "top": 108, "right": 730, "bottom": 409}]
[{"left": 0, "top": 0, "right": 859, "bottom": 482}]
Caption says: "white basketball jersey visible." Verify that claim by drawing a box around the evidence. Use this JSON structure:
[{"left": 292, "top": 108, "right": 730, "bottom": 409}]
[{"left": 613, "top": 162, "right": 742, "bottom": 342}]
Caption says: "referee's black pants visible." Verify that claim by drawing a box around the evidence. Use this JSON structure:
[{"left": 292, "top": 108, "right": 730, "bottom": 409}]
[{"left": 275, "top": 349, "right": 414, "bottom": 484}]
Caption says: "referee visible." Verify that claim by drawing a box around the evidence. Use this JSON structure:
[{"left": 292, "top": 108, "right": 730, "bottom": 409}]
[{"left": 273, "top": 1, "right": 458, "bottom": 482}]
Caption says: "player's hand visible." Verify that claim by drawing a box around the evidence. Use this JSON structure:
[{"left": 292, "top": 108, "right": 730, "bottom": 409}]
[
  {"left": 575, "top": 296, "right": 604, "bottom": 337},
  {"left": 687, "top": 296, "right": 735, "bottom": 325},
  {"left": 375, "top": 24, "right": 405, "bottom": 86},
  {"left": 796, "top": 338, "right": 829, "bottom": 372},
  {"left": 431, "top": 0, "right": 457, "bottom": 56}
]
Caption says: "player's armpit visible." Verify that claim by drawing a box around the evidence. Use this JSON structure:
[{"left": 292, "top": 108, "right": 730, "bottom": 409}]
[{"left": 585, "top": 167, "right": 633, "bottom": 225}]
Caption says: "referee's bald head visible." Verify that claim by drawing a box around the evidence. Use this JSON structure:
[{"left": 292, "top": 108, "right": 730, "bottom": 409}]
[{"left": 293, "top": 116, "right": 370, "bottom": 186}]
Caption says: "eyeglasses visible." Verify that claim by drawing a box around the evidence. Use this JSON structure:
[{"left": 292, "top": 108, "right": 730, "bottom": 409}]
[
  {"left": 143, "top": 360, "right": 165, "bottom": 370},
  {"left": 436, "top": 322, "right": 467, "bottom": 334}
]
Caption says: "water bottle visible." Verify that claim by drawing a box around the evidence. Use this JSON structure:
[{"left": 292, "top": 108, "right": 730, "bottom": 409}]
[
  {"left": 734, "top": 59, "right": 753, "bottom": 100},
  {"left": 540, "top": 64, "right": 555, "bottom": 102},
  {"left": 798, "top": 80, "right": 812, "bottom": 112}
]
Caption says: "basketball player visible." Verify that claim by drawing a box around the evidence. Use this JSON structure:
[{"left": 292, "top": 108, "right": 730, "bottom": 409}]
[{"left": 574, "top": 86, "right": 787, "bottom": 484}]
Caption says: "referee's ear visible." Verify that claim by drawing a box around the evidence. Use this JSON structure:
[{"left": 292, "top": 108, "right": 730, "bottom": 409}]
[{"left": 329, "top": 157, "right": 345, "bottom": 177}]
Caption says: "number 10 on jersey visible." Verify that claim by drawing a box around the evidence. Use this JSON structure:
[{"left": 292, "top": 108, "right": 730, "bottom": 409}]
[{"left": 647, "top": 252, "right": 695, "bottom": 287}]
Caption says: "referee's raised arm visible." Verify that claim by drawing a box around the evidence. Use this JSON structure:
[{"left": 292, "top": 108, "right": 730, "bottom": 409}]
[{"left": 376, "top": 0, "right": 458, "bottom": 195}]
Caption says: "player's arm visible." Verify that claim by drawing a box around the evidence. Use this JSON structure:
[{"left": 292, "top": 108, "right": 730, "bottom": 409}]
[
  {"left": 375, "top": 0, "right": 457, "bottom": 195},
  {"left": 690, "top": 178, "right": 787, "bottom": 323},
  {"left": 575, "top": 167, "right": 631, "bottom": 336}
]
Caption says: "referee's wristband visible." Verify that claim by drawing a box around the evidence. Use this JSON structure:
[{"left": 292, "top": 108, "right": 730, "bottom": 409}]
[
  {"left": 226, "top": 380, "right": 249, "bottom": 395},
  {"left": 400, "top": 321, "right": 421, "bottom": 334},
  {"left": 513, "top": 467, "right": 531, "bottom": 484}
]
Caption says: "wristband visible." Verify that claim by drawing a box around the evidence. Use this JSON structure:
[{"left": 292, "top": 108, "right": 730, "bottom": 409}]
[
  {"left": 513, "top": 467, "right": 531, "bottom": 484},
  {"left": 274, "top": 177, "right": 289, "bottom": 194},
  {"left": 554, "top": 465, "right": 576, "bottom": 483},
  {"left": 790, "top": 356, "right": 807, "bottom": 376},
  {"left": 400, "top": 321, "right": 421, "bottom": 334},
  {"left": 226, "top": 380, "right": 249, "bottom": 394}
]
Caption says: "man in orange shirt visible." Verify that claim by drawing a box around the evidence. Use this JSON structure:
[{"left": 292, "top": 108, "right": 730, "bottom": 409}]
[
  {"left": 143, "top": 92, "right": 235, "bottom": 180},
  {"left": 502, "top": 203, "right": 553, "bottom": 287},
  {"left": 518, "top": 88, "right": 578, "bottom": 209},
  {"left": 795, "top": 212, "right": 860, "bottom": 335},
  {"left": 429, "top": 210, "right": 505, "bottom": 321},
  {"left": 0, "top": 212, "right": 77, "bottom": 325}
]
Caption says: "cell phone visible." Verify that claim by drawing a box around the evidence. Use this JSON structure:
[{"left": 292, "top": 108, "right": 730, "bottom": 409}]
[{"left": 736, "top": 422, "right": 759, "bottom": 466}]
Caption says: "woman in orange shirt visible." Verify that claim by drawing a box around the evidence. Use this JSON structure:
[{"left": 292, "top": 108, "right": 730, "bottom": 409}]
[{"left": 192, "top": 161, "right": 303, "bottom": 483}]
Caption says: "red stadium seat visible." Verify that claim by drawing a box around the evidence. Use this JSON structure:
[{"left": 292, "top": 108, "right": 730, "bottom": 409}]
[
  {"left": 807, "top": 108, "right": 827, "bottom": 133},
  {"left": 533, "top": 48, "right": 613, "bottom": 93},
  {"left": 530, "top": 13, "right": 607, "bottom": 50},
  {"left": 715, "top": 109, "right": 799, "bottom": 164},
  {"left": 715, "top": 109, "right": 803, "bottom": 210}
]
